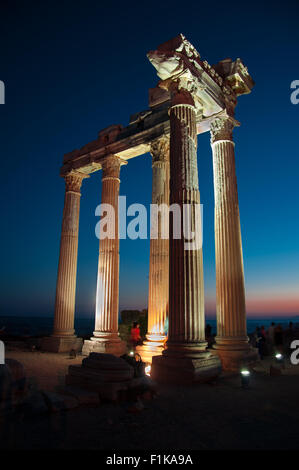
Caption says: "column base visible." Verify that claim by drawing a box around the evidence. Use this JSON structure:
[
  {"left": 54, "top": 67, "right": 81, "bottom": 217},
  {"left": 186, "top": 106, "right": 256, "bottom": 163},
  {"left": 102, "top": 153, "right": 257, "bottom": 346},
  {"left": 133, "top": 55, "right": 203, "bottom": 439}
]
[
  {"left": 151, "top": 350, "right": 222, "bottom": 384},
  {"left": 82, "top": 338, "right": 127, "bottom": 357},
  {"left": 41, "top": 336, "right": 83, "bottom": 353},
  {"left": 136, "top": 340, "right": 165, "bottom": 364},
  {"left": 66, "top": 353, "right": 134, "bottom": 401},
  {"left": 214, "top": 345, "right": 259, "bottom": 372}
]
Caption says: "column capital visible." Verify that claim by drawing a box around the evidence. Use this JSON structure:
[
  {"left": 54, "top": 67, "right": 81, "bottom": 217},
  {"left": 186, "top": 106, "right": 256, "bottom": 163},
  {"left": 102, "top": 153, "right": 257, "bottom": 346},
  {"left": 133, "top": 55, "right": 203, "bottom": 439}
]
[
  {"left": 150, "top": 135, "right": 170, "bottom": 165},
  {"left": 101, "top": 155, "right": 127, "bottom": 180},
  {"left": 64, "top": 171, "right": 89, "bottom": 194},
  {"left": 160, "top": 75, "right": 204, "bottom": 110},
  {"left": 210, "top": 113, "right": 240, "bottom": 144}
]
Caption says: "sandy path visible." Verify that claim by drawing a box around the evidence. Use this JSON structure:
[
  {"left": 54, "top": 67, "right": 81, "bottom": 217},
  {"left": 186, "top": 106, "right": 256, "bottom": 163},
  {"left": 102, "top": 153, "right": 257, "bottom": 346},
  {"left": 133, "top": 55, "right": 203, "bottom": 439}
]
[{"left": 5, "top": 350, "right": 83, "bottom": 391}]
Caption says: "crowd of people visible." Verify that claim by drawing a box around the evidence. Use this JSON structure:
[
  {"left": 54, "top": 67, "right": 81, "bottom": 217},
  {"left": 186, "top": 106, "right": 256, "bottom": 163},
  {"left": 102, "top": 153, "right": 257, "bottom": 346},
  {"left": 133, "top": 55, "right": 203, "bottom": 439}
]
[
  {"left": 129, "top": 320, "right": 298, "bottom": 360},
  {"left": 252, "top": 322, "right": 297, "bottom": 359}
]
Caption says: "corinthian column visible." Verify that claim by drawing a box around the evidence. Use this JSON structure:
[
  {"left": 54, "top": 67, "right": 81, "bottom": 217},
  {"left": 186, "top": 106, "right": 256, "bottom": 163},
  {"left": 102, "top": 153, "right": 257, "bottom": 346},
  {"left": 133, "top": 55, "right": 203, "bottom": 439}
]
[
  {"left": 210, "top": 115, "right": 258, "bottom": 370},
  {"left": 137, "top": 135, "right": 170, "bottom": 363},
  {"left": 151, "top": 84, "right": 221, "bottom": 383},
  {"left": 82, "top": 155, "right": 127, "bottom": 356},
  {"left": 42, "top": 170, "right": 88, "bottom": 352}
]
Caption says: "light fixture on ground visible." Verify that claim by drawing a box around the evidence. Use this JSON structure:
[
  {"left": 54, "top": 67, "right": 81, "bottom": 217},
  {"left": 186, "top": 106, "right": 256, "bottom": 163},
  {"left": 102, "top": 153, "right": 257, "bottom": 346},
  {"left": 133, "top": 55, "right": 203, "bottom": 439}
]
[
  {"left": 145, "top": 364, "right": 151, "bottom": 376},
  {"left": 241, "top": 369, "right": 250, "bottom": 389},
  {"left": 275, "top": 353, "right": 284, "bottom": 365}
]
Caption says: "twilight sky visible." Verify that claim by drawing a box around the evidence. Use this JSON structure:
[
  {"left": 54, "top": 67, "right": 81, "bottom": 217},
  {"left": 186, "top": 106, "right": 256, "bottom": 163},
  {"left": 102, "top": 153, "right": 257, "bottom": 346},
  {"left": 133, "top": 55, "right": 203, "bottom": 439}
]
[{"left": 0, "top": 0, "right": 298, "bottom": 319}]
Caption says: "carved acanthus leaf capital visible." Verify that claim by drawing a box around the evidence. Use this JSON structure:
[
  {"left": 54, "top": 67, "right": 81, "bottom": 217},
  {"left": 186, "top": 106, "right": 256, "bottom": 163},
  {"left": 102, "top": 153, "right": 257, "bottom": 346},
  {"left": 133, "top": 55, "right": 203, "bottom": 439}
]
[
  {"left": 150, "top": 135, "right": 170, "bottom": 164},
  {"left": 101, "top": 155, "right": 126, "bottom": 179},
  {"left": 159, "top": 74, "right": 204, "bottom": 108},
  {"left": 64, "top": 171, "right": 89, "bottom": 193},
  {"left": 210, "top": 116, "right": 237, "bottom": 144}
]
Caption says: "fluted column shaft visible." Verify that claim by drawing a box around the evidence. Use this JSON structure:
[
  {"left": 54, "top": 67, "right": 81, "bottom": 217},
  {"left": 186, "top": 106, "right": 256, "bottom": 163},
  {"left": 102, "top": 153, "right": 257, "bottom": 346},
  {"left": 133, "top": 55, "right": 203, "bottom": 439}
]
[
  {"left": 147, "top": 136, "right": 170, "bottom": 342},
  {"left": 93, "top": 155, "right": 122, "bottom": 342},
  {"left": 53, "top": 171, "right": 87, "bottom": 336},
  {"left": 210, "top": 116, "right": 249, "bottom": 350},
  {"left": 166, "top": 89, "right": 206, "bottom": 356}
]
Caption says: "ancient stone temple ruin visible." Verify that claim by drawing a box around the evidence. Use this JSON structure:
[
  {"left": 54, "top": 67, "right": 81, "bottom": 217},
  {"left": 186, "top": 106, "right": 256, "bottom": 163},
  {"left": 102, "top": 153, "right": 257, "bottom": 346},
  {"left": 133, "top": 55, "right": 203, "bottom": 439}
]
[{"left": 42, "top": 34, "right": 258, "bottom": 381}]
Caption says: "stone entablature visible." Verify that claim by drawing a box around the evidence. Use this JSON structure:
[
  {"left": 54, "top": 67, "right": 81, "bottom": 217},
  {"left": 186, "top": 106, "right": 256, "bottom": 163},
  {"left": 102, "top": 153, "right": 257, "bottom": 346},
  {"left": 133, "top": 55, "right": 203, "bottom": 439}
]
[{"left": 60, "top": 34, "right": 253, "bottom": 180}]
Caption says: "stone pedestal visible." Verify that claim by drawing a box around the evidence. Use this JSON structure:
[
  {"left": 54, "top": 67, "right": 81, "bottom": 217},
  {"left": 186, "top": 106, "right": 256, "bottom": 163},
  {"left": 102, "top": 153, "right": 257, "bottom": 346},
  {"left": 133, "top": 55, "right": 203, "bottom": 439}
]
[
  {"left": 215, "top": 347, "right": 259, "bottom": 372},
  {"left": 42, "top": 171, "right": 88, "bottom": 353},
  {"left": 137, "top": 136, "right": 170, "bottom": 363},
  {"left": 210, "top": 115, "right": 258, "bottom": 371},
  {"left": 82, "top": 338, "right": 126, "bottom": 357},
  {"left": 66, "top": 353, "right": 134, "bottom": 401},
  {"left": 148, "top": 78, "right": 221, "bottom": 383},
  {"left": 151, "top": 353, "right": 221, "bottom": 384},
  {"left": 41, "top": 336, "right": 83, "bottom": 353},
  {"left": 83, "top": 156, "right": 126, "bottom": 357},
  {"left": 136, "top": 339, "right": 165, "bottom": 364}
]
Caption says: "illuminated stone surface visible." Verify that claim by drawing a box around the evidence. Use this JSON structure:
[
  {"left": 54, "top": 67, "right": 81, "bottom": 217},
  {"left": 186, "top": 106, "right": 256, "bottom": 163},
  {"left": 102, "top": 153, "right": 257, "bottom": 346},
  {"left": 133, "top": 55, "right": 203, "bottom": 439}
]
[
  {"left": 137, "top": 135, "right": 170, "bottom": 363},
  {"left": 48, "top": 33, "right": 256, "bottom": 378},
  {"left": 210, "top": 115, "right": 258, "bottom": 371},
  {"left": 42, "top": 171, "right": 88, "bottom": 353},
  {"left": 148, "top": 38, "right": 221, "bottom": 383},
  {"left": 82, "top": 156, "right": 127, "bottom": 357}
]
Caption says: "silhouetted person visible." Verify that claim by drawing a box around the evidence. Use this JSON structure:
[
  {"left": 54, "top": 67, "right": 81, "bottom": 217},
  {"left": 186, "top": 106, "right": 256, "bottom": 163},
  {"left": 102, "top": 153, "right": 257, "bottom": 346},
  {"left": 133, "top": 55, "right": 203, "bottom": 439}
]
[
  {"left": 260, "top": 326, "right": 267, "bottom": 356},
  {"left": 285, "top": 321, "right": 295, "bottom": 355},
  {"left": 274, "top": 324, "right": 283, "bottom": 353},
  {"left": 254, "top": 326, "right": 264, "bottom": 359},
  {"left": 267, "top": 322, "right": 275, "bottom": 354},
  {"left": 130, "top": 322, "right": 141, "bottom": 350},
  {"left": 254, "top": 327, "right": 264, "bottom": 359},
  {"left": 205, "top": 324, "right": 212, "bottom": 338},
  {"left": 205, "top": 324, "right": 213, "bottom": 348}
]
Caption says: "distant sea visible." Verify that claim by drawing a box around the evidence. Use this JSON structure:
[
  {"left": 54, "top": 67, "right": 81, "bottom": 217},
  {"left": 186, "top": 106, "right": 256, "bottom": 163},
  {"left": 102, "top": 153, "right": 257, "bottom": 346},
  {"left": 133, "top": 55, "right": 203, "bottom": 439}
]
[{"left": 0, "top": 315, "right": 298, "bottom": 337}]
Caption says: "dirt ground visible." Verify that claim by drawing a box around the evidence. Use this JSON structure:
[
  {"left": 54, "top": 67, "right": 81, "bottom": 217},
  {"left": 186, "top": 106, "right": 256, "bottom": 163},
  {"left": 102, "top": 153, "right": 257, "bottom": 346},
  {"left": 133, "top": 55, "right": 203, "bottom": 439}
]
[{"left": 1, "top": 349, "right": 299, "bottom": 450}]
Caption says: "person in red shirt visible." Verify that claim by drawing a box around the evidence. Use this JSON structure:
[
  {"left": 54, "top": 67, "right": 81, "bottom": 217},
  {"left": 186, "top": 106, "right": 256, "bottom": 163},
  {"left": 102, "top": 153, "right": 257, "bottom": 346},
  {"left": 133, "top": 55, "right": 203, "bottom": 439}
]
[{"left": 130, "top": 322, "right": 141, "bottom": 349}]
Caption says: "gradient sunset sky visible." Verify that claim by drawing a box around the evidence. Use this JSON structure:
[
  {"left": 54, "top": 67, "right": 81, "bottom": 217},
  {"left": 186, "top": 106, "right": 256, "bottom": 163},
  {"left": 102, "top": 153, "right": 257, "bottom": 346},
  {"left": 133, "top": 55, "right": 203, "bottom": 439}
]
[{"left": 0, "top": 0, "right": 298, "bottom": 319}]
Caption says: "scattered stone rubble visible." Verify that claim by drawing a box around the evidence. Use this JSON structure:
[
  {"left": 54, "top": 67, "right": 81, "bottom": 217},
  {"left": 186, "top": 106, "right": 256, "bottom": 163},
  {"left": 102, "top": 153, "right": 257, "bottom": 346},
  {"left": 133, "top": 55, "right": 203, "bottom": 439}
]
[{"left": 0, "top": 353, "right": 158, "bottom": 418}]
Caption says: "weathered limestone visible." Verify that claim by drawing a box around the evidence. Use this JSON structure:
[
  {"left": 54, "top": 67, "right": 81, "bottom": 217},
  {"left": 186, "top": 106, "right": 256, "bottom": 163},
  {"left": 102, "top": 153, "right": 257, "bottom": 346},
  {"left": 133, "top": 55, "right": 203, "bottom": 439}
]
[
  {"left": 137, "top": 136, "right": 170, "bottom": 363},
  {"left": 66, "top": 353, "right": 134, "bottom": 401},
  {"left": 82, "top": 156, "right": 127, "bottom": 356},
  {"left": 210, "top": 115, "right": 258, "bottom": 370},
  {"left": 42, "top": 171, "right": 88, "bottom": 353},
  {"left": 48, "top": 34, "right": 255, "bottom": 381},
  {"left": 149, "top": 77, "right": 221, "bottom": 383}
]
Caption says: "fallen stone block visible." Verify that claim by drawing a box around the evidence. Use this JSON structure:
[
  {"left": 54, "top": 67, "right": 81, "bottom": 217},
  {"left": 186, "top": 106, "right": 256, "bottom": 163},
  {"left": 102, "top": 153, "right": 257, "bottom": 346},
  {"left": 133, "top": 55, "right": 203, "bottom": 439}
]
[
  {"left": 0, "top": 364, "right": 12, "bottom": 401},
  {"left": 65, "top": 352, "right": 135, "bottom": 402},
  {"left": 6, "top": 358, "right": 27, "bottom": 404},
  {"left": 128, "top": 376, "right": 158, "bottom": 392},
  {"left": 42, "top": 391, "right": 78, "bottom": 412},
  {"left": 58, "top": 385, "right": 100, "bottom": 406},
  {"left": 66, "top": 372, "right": 129, "bottom": 402},
  {"left": 21, "top": 390, "right": 48, "bottom": 416}
]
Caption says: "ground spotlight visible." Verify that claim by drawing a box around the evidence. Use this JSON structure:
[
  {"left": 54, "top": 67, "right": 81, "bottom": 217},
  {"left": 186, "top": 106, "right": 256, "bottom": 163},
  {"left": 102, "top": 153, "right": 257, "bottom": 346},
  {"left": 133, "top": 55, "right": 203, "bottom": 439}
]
[
  {"left": 275, "top": 353, "right": 283, "bottom": 363},
  {"left": 241, "top": 369, "right": 250, "bottom": 388}
]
